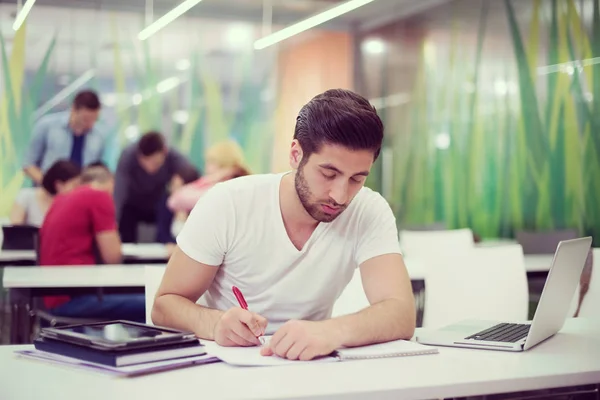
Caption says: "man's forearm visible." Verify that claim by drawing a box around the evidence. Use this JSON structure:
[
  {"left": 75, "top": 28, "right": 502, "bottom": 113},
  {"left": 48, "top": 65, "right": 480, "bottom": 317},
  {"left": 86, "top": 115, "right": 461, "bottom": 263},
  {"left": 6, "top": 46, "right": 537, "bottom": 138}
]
[
  {"left": 152, "top": 294, "right": 224, "bottom": 339},
  {"left": 329, "top": 298, "right": 416, "bottom": 348},
  {"left": 23, "top": 166, "right": 43, "bottom": 184}
]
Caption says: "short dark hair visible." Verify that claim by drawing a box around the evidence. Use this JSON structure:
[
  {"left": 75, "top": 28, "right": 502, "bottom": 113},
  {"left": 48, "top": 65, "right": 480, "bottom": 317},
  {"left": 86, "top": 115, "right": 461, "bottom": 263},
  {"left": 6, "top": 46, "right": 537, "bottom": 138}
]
[
  {"left": 138, "top": 132, "right": 166, "bottom": 156},
  {"left": 41, "top": 160, "right": 81, "bottom": 195},
  {"left": 293, "top": 89, "right": 384, "bottom": 162},
  {"left": 72, "top": 90, "right": 101, "bottom": 110}
]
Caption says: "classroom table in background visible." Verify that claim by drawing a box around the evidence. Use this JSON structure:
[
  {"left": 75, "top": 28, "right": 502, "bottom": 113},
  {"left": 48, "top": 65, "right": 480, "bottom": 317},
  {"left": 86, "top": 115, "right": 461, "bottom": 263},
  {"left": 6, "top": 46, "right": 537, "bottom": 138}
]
[
  {"left": 0, "top": 318, "right": 598, "bottom": 400},
  {"left": 3, "top": 264, "right": 165, "bottom": 344},
  {"left": 0, "top": 243, "right": 170, "bottom": 266}
]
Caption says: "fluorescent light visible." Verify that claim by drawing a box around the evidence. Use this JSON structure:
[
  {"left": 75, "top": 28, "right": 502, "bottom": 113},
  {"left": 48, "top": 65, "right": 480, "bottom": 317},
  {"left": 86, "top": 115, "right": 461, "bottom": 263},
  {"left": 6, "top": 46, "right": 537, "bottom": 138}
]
[
  {"left": 125, "top": 125, "right": 140, "bottom": 142},
  {"left": 138, "top": 0, "right": 203, "bottom": 41},
  {"left": 362, "top": 38, "right": 385, "bottom": 54},
  {"left": 156, "top": 77, "right": 181, "bottom": 93},
  {"left": 101, "top": 93, "right": 118, "bottom": 107},
  {"left": 172, "top": 110, "right": 189, "bottom": 124},
  {"left": 176, "top": 59, "right": 191, "bottom": 71},
  {"left": 13, "top": 0, "right": 36, "bottom": 31},
  {"left": 435, "top": 132, "right": 450, "bottom": 150},
  {"left": 254, "top": 0, "right": 374, "bottom": 50},
  {"left": 34, "top": 69, "right": 95, "bottom": 119},
  {"left": 226, "top": 24, "right": 254, "bottom": 49},
  {"left": 131, "top": 94, "right": 143, "bottom": 105}
]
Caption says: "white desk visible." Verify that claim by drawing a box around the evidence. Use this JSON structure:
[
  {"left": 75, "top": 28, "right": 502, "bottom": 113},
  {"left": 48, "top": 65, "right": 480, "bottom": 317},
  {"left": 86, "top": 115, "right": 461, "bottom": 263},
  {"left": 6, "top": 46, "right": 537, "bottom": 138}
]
[
  {"left": 120, "top": 243, "right": 170, "bottom": 260},
  {"left": 2, "top": 265, "right": 156, "bottom": 288},
  {"left": 0, "top": 243, "right": 170, "bottom": 265},
  {"left": 0, "top": 318, "right": 598, "bottom": 400},
  {"left": 0, "top": 250, "right": 34, "bottom": 263}
]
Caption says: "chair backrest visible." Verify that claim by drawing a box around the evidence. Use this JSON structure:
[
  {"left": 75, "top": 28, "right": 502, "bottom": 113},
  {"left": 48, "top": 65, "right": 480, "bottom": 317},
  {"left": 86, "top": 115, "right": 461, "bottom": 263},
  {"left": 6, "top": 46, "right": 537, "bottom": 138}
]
[
  {"left": 401, "top": 222, "right": 447, "bottom": 232},
  {"left": 515, "top": 229, "right": 578, "bottom": 254},
  {"left": 1, "top": 225, "right": 39, "bottom": 250},
  {"left": 399, "top": 228, "right": 474, "bottom": 259},
  {"left": 137, "top": 223, "right": 157, "bottom": 244},
  {"left": 331, "top": 269, "right": 369, "bottom": 318},
  {"left": 144, "top": 265, "right": 209, "bottom": 325},
  {"left": 145, "top": 266, "right": 167, "bottom": 325},
  {"left": 422, "top": 244, "right": 529, "bottom": 329},
  {"left": 577, "top": 248, "right": 598, "bottom": 318}
]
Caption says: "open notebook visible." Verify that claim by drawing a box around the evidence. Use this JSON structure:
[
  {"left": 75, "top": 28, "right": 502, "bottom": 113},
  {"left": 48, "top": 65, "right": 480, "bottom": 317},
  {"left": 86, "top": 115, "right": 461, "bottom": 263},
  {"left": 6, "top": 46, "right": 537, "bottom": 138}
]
[{"left": 204, "top": 337, "right": 438, "bottom": 367}]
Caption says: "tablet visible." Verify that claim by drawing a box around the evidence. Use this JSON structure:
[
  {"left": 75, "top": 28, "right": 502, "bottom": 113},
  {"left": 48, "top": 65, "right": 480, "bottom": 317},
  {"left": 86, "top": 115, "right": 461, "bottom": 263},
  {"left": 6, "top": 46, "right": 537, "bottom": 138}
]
[{"left": 40, "top": 320, "right": 197, "bottom": 350}]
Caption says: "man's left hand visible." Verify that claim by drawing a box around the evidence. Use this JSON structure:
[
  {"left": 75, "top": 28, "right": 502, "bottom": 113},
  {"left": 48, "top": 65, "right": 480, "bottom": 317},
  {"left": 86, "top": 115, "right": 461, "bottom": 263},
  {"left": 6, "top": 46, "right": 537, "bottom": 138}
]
[{"left": 259, "top": 320, "right": 341, "bottom": 361}]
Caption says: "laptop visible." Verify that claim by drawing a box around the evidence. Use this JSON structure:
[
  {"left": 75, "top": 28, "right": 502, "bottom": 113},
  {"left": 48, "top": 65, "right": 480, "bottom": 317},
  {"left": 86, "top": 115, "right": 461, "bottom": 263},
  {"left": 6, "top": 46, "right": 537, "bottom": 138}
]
[
  {"left": 416, "top": 237, "right": 592, "bottom": 352},
  {"left": 1, "top": 225, "right": 39, "bottom": 250}
]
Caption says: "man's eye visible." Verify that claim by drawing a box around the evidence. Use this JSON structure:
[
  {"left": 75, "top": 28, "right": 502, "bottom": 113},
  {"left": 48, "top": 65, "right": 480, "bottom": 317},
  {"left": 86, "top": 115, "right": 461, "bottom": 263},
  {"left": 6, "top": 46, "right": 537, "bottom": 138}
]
[
  {"left": 351, "top": 177, "right": 363, "bottom": 184},
  {"left": 322, "top": 173, "right": 336, "bottom": 180}
]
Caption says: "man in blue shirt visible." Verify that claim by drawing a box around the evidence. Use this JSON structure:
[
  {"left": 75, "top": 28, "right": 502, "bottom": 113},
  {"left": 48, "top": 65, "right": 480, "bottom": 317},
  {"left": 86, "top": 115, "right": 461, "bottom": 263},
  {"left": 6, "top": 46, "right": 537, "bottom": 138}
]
[{"left": 22, "top": 90, "right": 109, "bottom": 185}]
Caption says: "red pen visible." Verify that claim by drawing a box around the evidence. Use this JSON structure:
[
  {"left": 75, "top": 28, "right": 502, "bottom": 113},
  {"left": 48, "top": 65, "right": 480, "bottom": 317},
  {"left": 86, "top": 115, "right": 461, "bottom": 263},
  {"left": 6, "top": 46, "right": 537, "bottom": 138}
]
[
  {"left": 232, "top": 286, "right": 265, "bottom": 344},
  {"left": 232, "top": 286, "right": 248, "bottom": 309}
]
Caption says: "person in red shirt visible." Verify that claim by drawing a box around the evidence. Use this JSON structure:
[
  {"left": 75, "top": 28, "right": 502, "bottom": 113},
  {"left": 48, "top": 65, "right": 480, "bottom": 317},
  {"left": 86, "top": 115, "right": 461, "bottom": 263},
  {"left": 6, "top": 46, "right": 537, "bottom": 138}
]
[{"left": 39, "top": 162, "right": 145, "bottom": 322}]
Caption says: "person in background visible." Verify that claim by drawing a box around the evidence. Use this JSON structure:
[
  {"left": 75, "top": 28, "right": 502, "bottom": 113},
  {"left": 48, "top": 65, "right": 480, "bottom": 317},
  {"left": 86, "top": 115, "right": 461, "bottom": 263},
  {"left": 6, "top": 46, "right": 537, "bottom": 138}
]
[
  {"left": 10, "top": 160, "right": 81, "bottom": 227},
  {"left": 164, "top": 164, "right": 202, "bottom": 245},
  {"left": 22, "top": 90, "right": 109, "bottom": 184},
  {"left": 39, "top": 162, "right": 145, "bottom": 322},
  {"left": 114, "top": 131, "right": 196, "bottom": 244},
  {"left": 152, "top": 89, "right": 416, "bottom": 360},
  {"left": 167, "top": 140, "right": 250, "bottom": 237}
]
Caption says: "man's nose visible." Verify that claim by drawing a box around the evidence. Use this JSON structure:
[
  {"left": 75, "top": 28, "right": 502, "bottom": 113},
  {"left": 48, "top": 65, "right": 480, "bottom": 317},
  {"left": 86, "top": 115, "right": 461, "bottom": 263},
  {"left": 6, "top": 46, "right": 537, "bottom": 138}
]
[{"left": 329, "top": 179, "right": 349, "bottom": 205}]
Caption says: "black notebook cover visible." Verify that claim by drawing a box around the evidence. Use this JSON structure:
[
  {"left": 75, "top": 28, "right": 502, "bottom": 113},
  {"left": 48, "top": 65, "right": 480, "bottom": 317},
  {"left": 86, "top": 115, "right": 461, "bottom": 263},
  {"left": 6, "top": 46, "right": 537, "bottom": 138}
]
[{"left": 33, "top": 337, "right": 206, "bottom": 367}]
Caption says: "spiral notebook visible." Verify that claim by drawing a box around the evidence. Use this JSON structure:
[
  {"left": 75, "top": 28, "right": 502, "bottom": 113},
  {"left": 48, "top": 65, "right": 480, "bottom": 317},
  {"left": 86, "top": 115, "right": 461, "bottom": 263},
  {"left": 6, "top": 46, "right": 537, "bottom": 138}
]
[
  {"left": 205, "top": 338, "right": 438, "bottom": 367},
  {"left": 334, "top": 339, "right": 438, "bottom": 360}
]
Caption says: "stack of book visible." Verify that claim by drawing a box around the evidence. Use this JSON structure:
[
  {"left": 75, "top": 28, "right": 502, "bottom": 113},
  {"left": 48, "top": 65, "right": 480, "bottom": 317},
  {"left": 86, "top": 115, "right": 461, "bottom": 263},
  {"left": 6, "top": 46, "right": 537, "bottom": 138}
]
[{"left": 17, "top": 320, "right": 220, "bottom": 376}]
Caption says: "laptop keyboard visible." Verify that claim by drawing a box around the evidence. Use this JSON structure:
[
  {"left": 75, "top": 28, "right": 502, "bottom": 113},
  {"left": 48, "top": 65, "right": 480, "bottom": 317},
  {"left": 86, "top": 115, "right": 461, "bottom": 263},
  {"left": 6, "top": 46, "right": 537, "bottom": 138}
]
[{"left": 465, "top": 323, "right": 531, "bottom": 343}]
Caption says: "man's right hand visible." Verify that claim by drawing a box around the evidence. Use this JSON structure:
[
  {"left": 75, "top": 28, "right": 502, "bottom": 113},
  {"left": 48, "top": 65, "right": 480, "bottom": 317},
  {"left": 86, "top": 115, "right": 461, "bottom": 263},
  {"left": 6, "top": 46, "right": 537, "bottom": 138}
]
[
  {"left": 23, "top": 166, "right": 43, "bottom": 185},
  {"left": 213, "top": 307, "right": 268, "bottom": 347}
]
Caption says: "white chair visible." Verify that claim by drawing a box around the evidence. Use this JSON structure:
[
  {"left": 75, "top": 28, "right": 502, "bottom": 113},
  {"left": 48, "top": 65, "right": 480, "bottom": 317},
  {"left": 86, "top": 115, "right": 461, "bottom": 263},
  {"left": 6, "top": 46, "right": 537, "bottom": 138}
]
[
  {"left": 399, "top": 228, "right": 475, "bottom": 259},
  {"left": 422, "top": 244, "right": 529, "bottom": 329},
  {"left": 331, "top": 269, "right": 369, "bottom": 317},
  {"left": 144, "top": 265, "right": 208, "bottom": 325},
  {"left": 144, "top": 265, "right": 167, "bottom": 325}
]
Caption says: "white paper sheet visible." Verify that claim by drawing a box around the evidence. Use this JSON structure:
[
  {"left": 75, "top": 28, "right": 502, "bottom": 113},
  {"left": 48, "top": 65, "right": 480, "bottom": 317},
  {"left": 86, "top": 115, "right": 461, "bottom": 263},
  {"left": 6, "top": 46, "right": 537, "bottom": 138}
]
[{"left": 203, "top": 339, "right": 336, "bottom": 367}]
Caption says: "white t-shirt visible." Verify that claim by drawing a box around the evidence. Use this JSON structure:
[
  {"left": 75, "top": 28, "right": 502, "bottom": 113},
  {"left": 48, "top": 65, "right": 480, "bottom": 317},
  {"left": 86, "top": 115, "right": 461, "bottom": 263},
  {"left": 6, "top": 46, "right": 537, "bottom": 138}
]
[
  {"left": 176, "top": 173, "right": 402, "bottom": 333},
  {"left": 14, "top": 188, "right": 47, "bottom": 227}
]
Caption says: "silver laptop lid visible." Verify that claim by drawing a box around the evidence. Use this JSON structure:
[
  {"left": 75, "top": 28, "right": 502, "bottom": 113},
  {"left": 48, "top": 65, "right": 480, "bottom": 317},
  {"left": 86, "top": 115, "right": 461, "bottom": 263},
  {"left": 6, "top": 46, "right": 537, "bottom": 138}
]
[{"left": 524, "top": 237, "right": 592, "bottom": 350}]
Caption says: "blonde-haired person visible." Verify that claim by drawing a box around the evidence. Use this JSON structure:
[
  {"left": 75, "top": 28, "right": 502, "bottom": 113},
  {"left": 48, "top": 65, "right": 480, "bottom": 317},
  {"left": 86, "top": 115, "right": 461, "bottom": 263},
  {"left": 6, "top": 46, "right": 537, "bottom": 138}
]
[{"left": 167, "top": 140, "right": 250, "bottom": 235}]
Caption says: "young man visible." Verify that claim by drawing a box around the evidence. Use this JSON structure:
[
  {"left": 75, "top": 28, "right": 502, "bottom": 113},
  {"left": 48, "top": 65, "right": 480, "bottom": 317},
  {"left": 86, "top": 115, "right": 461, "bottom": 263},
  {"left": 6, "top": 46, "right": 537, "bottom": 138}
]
[
  {"left": 39, "top": 162, "right": 145, "bottom": 322},
  {"left": 23, "top": 90, "right": 109, "bottom": 184},
  {"left": 113, "top": 132, "right": 195, "bottom": 244},
  {"left": 152, "top": 89, "right": 415, "bottom": 361}
]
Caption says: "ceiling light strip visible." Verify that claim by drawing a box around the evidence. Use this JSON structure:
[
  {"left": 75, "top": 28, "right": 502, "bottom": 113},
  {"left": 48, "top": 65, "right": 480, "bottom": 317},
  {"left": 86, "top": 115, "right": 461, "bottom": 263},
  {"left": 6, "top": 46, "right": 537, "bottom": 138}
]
[
  {"left": 254, "top": 0, "right": 374, "bottom": 50},
  {"left": 138, "top": 0, "right": 203, "bottom": 41},
  {"left": 13, "top": 0, "right": 37, "bottom": 31}
]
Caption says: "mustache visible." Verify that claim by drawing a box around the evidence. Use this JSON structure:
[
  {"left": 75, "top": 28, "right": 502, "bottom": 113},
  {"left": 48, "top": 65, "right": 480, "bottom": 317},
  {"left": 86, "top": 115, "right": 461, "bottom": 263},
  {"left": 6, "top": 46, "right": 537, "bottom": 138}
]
[{"left": 323, "top": 201, "right": 346, "bottom": 208}]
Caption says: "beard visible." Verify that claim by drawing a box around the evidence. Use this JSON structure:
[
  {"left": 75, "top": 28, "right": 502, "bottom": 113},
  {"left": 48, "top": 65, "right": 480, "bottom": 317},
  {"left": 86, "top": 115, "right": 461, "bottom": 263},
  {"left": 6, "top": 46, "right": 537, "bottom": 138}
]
[{"left": 295, "top": 165, "right": 346, "bottom": 223}]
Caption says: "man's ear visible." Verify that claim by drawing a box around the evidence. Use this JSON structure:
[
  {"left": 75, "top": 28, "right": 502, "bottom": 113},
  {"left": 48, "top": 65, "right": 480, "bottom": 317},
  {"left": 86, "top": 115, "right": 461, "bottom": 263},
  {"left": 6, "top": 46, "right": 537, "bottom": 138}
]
[{"left": 289, "top": 140, "right": 303, "bottom": 169}]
